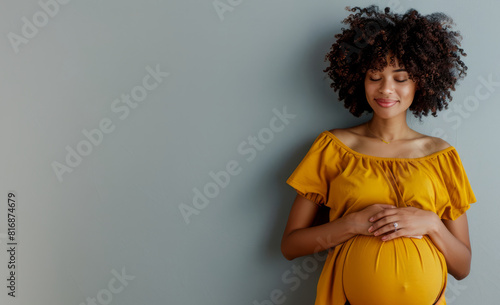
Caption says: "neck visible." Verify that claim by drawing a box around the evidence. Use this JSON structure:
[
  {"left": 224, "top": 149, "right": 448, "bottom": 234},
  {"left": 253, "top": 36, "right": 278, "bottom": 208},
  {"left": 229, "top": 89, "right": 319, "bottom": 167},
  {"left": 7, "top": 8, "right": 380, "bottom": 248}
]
[{"left": 366, "top": 114, "right": 411, "bottom": 142}]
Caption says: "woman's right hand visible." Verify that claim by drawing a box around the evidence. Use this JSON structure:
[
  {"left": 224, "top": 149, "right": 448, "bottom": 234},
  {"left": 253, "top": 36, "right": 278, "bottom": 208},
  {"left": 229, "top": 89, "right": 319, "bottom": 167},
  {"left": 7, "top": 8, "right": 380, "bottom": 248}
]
[{"left": 346, "top": 204, "right": 396, "bottom": 236}]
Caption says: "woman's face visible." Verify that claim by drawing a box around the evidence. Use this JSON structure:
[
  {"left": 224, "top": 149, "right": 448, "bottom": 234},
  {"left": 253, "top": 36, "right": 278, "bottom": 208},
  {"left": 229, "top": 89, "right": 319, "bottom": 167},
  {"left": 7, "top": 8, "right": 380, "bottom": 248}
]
[{"left": 364, "top": 58, "right": 418, "bottom": 120}]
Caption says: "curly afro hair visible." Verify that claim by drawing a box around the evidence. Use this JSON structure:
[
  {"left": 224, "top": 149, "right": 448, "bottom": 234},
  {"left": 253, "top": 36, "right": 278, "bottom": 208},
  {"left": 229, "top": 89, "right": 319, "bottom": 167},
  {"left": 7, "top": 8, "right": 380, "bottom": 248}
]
[{"left": 323, "top": 5, "right": 468, "bottom": 119}]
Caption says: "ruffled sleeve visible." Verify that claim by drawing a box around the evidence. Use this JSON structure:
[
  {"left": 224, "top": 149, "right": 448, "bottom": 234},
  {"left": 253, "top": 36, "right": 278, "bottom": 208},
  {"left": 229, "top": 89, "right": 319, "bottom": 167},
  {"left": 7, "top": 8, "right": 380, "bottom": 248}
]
[
  {"left": 434, "top": 148, "right": 477, "bottom": 220},
  {"left": 286, "top": 132, "right": 341, "bottom": 206}
]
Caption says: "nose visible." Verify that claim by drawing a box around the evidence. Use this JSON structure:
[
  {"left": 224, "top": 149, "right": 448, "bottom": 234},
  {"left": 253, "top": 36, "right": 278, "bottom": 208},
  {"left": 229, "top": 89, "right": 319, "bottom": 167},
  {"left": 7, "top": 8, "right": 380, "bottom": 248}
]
[{"left": 378, "top": 79, "right": 394, "bottom": 94}]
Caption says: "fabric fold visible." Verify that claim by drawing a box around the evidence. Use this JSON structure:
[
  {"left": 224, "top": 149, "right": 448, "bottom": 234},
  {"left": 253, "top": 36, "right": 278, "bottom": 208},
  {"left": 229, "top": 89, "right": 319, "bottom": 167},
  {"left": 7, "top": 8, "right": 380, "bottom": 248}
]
[{"left": 285, "top": 130, "right": 477, "bottom": 305}]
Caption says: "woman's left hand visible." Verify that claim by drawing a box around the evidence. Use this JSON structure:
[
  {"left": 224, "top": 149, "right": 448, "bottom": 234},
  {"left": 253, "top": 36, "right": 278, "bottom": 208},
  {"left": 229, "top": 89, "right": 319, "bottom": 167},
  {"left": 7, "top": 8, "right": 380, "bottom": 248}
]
[{"left": 367, "top": 207, "right": 440, "bottom": 241}]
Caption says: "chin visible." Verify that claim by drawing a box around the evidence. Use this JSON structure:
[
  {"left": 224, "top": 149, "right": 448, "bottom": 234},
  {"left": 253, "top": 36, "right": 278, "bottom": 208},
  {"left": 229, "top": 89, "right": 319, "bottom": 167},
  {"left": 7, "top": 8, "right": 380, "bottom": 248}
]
[{"left": 372, "top": 111, "right": 405, "bottom": 120}]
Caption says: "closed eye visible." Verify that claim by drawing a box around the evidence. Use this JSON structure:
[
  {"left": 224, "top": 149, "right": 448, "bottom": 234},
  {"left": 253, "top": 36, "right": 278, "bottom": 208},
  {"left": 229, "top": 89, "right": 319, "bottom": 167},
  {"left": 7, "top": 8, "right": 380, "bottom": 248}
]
[{"left": 369, "top": 78, "right": 408, "bottom": 83}]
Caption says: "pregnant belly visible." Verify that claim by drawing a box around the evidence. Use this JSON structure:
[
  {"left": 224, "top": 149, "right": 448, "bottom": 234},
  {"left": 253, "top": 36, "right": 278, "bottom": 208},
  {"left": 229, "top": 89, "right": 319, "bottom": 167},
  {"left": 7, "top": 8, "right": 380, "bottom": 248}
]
[{"left": 342, "top": 235, "right": 445, "bottom": 305}]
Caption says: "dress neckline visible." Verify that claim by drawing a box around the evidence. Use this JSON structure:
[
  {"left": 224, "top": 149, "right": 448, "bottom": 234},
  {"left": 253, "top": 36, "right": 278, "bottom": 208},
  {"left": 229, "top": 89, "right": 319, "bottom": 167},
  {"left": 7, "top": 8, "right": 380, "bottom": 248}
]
[{"left": 323, "top": 130, "right": 456, "bottom": 161}]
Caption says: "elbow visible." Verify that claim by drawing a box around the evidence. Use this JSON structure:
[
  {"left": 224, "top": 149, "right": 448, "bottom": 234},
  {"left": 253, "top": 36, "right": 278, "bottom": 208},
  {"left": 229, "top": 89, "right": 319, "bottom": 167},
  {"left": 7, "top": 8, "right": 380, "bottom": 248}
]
[
  {"left": 282, "top": 252, "right": 297, "bottom": 261},
  {"left": 282, "top": 252, "right": 294, "bottom": 261},
  {"left": 449, "top": 247, "right": 472, "bottom": 281},
  {"left": 452, "top": 267, "right": 470, "bottom": 281},
  {"left": 451, "top": 260, "right": 471, "bottom": 281},
  {"left": 280, "top": 240, "right": 297, "bottom": 261},
  {"left": 280, "top": 245, "right": 294, "bottom": 261},
  {"left": 452, "top": 272, "right": 469, "bottom": 281}
]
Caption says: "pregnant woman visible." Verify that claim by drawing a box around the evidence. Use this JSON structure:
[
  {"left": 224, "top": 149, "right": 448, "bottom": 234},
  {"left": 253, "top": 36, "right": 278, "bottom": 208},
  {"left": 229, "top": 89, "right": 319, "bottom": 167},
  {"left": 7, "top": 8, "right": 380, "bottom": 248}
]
[{"left": 281, "top": 6, "right": 476, "bottom": 305}]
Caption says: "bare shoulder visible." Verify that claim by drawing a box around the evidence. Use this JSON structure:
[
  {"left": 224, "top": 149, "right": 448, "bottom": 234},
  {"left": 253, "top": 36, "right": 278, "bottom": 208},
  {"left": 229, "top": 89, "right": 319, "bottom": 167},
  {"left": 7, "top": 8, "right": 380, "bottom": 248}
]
[
  {"left": 328, "top": 127, "right": 351, "bottom": 137},
  {"left": 328, "top": 126, "right": 363, "bottom": 147},
  {"left": 429, "top": 136, "right": 452, "bottom": 151},
  {"left": 328, "top": 126, "right": 452, "bottom": 156},
  {"left": 417, "top": 134, "right": 452, "bottom": 154}
]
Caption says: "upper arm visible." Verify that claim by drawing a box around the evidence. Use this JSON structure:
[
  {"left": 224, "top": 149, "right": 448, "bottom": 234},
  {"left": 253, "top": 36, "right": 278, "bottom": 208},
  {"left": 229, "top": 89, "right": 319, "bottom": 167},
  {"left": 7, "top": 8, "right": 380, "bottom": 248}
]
[
  {"left": 281, "top": 194, "right": 320, "bottom": 240},
  {"left": 442, "top": 212, "right": 471, "bottom": 253}
]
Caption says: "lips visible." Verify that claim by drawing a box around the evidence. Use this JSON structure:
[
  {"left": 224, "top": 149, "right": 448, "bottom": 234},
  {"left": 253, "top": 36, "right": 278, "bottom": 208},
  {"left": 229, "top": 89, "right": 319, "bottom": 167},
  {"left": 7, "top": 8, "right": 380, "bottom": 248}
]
[{"left": 375, "top": 98, "right": 398, "bottom": 108}]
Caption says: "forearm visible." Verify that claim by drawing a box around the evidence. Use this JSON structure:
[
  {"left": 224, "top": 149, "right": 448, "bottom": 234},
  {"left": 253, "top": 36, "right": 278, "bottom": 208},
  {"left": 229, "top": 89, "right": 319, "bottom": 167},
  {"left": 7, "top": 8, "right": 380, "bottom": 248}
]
[
  {"left": 281, "top": 214, "right": 357, "bottom": 260},
  {"left": 428, "top": 220, "right": 471, "bottom": 280}
]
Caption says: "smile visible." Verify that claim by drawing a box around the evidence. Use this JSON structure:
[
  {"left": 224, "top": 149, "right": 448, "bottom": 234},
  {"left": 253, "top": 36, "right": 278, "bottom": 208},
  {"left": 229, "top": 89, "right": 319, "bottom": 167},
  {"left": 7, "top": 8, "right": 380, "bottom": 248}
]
[{"left": 375, "top": 99, "right": 398, "bottom": 108}]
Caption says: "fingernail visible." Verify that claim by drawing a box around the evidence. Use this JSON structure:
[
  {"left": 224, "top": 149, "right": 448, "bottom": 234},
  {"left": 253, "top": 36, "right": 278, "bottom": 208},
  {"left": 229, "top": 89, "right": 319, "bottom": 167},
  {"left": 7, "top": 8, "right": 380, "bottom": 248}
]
[
  {"left": 368, "top": 226, "right": 373, "bottom": 232},
  {"left": 369, "top": 217, "right": 374, "bottom": 222}
]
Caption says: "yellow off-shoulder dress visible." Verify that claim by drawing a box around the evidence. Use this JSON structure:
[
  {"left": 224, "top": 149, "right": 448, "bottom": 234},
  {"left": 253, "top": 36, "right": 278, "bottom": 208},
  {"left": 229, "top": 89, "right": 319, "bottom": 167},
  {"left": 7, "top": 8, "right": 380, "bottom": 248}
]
[{"left": 286, "top": 131, "right": 477, "bottom": 305}]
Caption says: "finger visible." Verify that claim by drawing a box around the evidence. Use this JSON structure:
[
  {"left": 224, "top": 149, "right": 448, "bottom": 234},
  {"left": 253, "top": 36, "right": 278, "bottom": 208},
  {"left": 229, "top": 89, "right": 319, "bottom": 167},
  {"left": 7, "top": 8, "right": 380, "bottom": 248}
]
[
  {"left": 369, "top": 208, "right": 398, "bottom": 222},
  {"left": 381, "top": 230, "right": 401, "bottom": 241},
  {"left": 373, "top": 204, "right": 397, "bottom": 209},
  {"left": 373, "top": 221, "right": 399, "bottom": 236},
  {"left": 368, "top": 215, "right": 398, "bottom": 233}
]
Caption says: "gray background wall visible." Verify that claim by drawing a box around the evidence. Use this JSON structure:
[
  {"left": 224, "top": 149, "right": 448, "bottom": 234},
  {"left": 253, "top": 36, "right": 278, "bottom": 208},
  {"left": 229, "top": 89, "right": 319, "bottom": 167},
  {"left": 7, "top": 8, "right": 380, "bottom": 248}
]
[{"left": 0, "top": 0, "right": 497, "bottom": 304}]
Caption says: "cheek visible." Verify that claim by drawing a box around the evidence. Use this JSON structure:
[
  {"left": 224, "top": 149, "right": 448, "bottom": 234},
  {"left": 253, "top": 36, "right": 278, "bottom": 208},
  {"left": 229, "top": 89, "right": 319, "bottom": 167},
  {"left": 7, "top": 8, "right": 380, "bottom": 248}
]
[
  {"left": 400, "top": 86, "right": 417, "bottom": 99},
  {"left": 364, "top": 83, "right": 376, "bottom": 95}
]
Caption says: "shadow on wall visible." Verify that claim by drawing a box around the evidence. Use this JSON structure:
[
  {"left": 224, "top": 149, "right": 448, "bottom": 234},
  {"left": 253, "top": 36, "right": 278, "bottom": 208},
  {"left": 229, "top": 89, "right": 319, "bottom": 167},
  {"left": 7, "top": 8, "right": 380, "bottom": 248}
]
[{"left": 260, "top": 21, "right": 367, "bottom": 261}]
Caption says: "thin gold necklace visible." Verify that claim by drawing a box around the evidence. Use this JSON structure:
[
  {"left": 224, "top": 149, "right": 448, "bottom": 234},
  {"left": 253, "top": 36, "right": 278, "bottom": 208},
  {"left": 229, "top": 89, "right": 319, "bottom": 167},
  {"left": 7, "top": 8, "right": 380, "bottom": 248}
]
[{"left": 366, "top": 124, "right": 395, "bottom": 144}]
